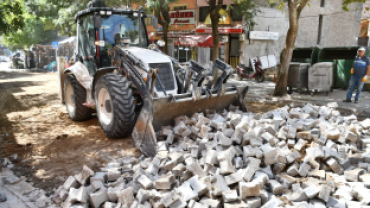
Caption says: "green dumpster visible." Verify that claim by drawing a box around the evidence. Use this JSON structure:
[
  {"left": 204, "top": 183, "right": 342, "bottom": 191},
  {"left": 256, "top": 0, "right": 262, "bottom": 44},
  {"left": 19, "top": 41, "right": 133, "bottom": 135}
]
[
  {"left": 333, "top": 60, "right": 353, "bottom": 89},
  {"left": 318, "top": 47, "right": 368, "bottom": 89},
  {"left": 291, "top": 47, "right": 320, "bottom": 65}
]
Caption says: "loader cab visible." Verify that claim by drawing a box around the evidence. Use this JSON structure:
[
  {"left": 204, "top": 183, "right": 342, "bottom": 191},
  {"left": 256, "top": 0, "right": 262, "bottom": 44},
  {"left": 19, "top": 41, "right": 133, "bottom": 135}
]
[{"left": 75, "top": 8, "right": 149, "bottom": 75}]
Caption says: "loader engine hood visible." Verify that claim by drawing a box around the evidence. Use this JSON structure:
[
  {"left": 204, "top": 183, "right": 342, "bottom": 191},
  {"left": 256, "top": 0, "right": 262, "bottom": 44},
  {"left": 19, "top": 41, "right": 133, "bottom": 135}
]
[
  {"left": 122, "top": 47, "right": 178, "bottom": 97},
  {"left": 125, "top": 47, "right": 172, "bottom": 64}
]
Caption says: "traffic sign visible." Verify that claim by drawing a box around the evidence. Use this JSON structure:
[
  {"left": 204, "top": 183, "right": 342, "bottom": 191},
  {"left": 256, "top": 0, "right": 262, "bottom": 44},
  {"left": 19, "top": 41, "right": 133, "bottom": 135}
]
[{"left": 52, "top": 42, "right": 59, "bottom": 49}]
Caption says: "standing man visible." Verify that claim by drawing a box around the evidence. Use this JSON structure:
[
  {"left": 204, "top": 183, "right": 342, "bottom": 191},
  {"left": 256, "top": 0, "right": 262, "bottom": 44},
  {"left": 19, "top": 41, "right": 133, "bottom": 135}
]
[{"left": 343, "top": 47, "right": 370, "bottom": 103}]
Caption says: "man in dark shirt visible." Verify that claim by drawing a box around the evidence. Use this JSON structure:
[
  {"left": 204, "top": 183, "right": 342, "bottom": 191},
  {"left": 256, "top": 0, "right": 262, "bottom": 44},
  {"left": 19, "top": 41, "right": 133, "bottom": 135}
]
[{"left": 343, "top": 47, "right": 370, "bottom": 103}]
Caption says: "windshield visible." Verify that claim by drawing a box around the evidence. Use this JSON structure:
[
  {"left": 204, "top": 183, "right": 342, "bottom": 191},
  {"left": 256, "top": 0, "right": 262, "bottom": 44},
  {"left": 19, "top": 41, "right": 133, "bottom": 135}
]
[{"left": 98, "top": 14, "right": 147, "bottom": 48}]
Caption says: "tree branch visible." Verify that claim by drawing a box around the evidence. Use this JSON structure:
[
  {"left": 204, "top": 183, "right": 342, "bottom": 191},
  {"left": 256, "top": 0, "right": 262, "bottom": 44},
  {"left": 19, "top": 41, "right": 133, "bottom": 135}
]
[{"left": 297, "top": 0, "right": 309, "bottom": 15}]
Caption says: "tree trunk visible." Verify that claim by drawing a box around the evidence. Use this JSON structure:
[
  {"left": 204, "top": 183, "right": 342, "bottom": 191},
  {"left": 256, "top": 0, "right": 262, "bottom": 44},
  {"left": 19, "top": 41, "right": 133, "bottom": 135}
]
[
  {"left": 209, "top": 0, "right": 222, "bottom": 82},
  {"left": 273, "top": 1, "right": 300, "bottom": 96},
  {"left": 210, "top": 14, "right": 219, "bottom": 62},
  {"left": 163, "top": 25, "right": 168, "bottom": 55}
]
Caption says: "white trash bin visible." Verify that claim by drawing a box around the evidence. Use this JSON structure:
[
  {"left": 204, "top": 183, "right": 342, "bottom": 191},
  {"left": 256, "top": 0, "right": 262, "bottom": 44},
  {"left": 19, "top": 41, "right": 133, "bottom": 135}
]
[{"left": 308, "top": 62, "right": 333, "bottom": 96}]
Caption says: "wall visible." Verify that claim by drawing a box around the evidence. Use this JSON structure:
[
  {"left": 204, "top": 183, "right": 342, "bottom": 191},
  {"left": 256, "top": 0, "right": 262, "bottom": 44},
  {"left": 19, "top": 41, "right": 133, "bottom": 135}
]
[{"left": 240, "top": 0, "right": 363, "bottom": 66}]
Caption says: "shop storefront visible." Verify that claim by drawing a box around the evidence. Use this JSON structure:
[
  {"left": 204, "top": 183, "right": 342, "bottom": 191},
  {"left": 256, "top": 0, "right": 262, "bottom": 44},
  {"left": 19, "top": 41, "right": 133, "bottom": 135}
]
[
  {"left": 195, "top": 25, "right": 244, "bottom": 68},
  {"left": 174, "top": 35, "right": 226, "bottom": 64},
  {"left": 192, "top": 5, "right": 245, "bottom": 67},
  {"left": 146, "top": 1, "right": 197, "bottom": 60}
]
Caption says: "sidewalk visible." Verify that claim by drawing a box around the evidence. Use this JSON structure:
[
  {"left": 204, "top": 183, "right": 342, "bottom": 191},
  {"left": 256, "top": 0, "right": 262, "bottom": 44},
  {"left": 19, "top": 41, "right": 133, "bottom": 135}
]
[{"left": 233, "top": 79, "right": 370, "bottom": 119}]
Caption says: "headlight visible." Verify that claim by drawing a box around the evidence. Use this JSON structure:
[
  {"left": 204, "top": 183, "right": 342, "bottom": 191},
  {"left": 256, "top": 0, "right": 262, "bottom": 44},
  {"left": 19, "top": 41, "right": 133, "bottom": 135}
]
[
  {"left": 95, "top": 40, "right": 105, "bottom": 47},
  {"left": 100, "top": 11, "right": 106, "bottom": 15},
  {"left": 106, "top": 11, "right": 112, "bottom": 15}
]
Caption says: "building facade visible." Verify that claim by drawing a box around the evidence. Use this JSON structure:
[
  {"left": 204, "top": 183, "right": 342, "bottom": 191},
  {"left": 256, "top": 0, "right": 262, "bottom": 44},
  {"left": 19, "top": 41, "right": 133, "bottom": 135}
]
[
  {"left": 146, "top": 0, "right": 197, "bottom": 62},
  {"left": 241, "top": 0, "right": 363, "bottom": 67},
  {"left": 146, "top": 0, "right": 363, "bottom": 68}
]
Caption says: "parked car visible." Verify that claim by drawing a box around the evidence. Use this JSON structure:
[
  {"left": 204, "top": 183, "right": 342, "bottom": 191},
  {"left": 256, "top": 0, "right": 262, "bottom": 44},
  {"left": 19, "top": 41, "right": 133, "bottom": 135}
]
[{"left": 0, "top": 56, "right": 8, "bottom": 62}]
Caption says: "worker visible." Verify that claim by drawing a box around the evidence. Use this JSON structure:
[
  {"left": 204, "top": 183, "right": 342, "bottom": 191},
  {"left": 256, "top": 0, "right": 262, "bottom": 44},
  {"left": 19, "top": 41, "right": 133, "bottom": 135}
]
[{"left": 343, "top": 47, "right": 370, "bottom": 103}]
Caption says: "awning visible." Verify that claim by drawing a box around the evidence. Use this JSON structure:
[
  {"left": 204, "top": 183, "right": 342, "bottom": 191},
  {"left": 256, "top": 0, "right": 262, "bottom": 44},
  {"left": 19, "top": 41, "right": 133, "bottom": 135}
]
[
  {"left": 195, "top": 27, "right": 243, "bottom": 34},
  {"left": 174, "top": 35, "right": 223, "bottom": 48},
  {"left": 151, "top": 31, "right": 194, "bottom": 38}
]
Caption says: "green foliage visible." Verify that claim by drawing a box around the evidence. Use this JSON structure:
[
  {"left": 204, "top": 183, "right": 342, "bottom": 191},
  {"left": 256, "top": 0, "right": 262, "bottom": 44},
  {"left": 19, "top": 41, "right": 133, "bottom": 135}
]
[
  {"left": 3, "top": 17, "right": 56, "bottom": 51},
  {"left": 24, "top": 0, "right": 146, "bottom": 36},
  {"left": 231, "top": 0, "right": 260, "bottom": 31},
  {"left": 342, "top": 0, "right": 366, "bottom": 11},
  {"left": 0, "top": 0, "right": 25, "bottom": 35},
  {"left": 1, "top": 0, "right": 58, "bottom": 50}
]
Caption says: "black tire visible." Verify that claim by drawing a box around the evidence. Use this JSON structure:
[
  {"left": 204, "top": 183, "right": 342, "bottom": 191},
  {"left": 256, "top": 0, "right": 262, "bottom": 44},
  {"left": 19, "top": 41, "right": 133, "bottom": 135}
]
[
  {"left": 255, "top": 74, "right": 265, "bottom": 82},
  {"left": 64, "top": 74, "right": 91, "bottom": 121},
  {"left": 95, "top": 73, "right": 135, "bottom": 138}
]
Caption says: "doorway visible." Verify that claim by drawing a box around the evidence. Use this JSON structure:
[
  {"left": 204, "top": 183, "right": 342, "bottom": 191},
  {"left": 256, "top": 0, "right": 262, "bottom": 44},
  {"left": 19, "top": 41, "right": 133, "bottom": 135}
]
[{"left": 229, "top": 34, "right": 240, "bottom": 68}]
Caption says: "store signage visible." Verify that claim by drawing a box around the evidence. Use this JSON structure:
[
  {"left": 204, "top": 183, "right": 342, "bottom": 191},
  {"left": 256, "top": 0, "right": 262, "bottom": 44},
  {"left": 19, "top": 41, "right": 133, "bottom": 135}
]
[
  {"left": 249, "top": 31, "right": 279, "bottom": 41},
  {"left": 170, "top": 10, "right": 195, "bottom": 24},
  {"left": 195, "top": 28, "right": 243, "bottom": 34}
]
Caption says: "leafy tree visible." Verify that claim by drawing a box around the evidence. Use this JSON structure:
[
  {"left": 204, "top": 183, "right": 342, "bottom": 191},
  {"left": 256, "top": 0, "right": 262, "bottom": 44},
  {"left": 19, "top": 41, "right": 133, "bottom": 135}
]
[
  {"left": 146, "top": 0, "right": 178, "bottom": 55},
  {"left": 231, "top": 0, "right": 260, "bottom": 31},
  {"left": 1, "top": 0, "right": 56, "bottom": 51},
  {"left": 269, "top": 0, "right": 365, "bottom": 96},
  {"left": 0, "top": 0, "right": 24, "bottom": 35},
  {"left": 4, "top": 17, "right": 56, "bottom": 51},
  {"left": 25, "top": 0, "right": 147, "bottom": 36},
  {"left": 1, "top": 0, "right": 150, "bottom": 50}
]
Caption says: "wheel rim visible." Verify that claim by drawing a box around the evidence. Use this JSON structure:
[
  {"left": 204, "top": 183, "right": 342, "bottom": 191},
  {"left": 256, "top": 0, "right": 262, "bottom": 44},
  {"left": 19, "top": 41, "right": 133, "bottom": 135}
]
[
  {"left": 65, "top": 83, "right": 75, "bottom": 113},
  {"left": 97, "top": 87, "right": 113, "bottom": 126}
]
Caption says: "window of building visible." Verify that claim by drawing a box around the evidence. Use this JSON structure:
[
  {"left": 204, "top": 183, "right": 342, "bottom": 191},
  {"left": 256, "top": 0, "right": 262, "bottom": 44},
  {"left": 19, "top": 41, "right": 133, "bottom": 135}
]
[
  {"left": 320, "top": 0, "right": 325, "bottom": 7},
  {"left": 145, "top": 17, "right": 152, "bottom": 25},
  {"left": 230, "top": 6, "right": 243, "bottom": 21},
  {"left": 317, "top": 15, "right": 323, "bottom": 44},
  {"left": 173, "top": 5, "right": 187, "bottom": 10},
  {"left": 199, "top": 6, "right": 210, "bottom": 22}
]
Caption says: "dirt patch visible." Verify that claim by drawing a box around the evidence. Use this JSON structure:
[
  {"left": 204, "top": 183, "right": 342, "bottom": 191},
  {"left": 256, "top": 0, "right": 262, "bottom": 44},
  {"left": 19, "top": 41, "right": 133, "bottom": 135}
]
[{"left": 0, "top": 71, "right": 140, "bottom": 195}]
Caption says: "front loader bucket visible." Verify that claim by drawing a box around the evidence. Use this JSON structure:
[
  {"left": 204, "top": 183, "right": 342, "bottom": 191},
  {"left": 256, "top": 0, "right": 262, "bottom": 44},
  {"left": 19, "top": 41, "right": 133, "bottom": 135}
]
[{"left": 152, "top": 85, "right": 249, "bottom": 131}]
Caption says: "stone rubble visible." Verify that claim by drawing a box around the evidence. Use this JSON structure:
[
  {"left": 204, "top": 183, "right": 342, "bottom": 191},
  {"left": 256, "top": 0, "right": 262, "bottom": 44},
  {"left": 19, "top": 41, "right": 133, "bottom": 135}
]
[{"left": 53, "top": 103, "right": 370, "bottom": 208}]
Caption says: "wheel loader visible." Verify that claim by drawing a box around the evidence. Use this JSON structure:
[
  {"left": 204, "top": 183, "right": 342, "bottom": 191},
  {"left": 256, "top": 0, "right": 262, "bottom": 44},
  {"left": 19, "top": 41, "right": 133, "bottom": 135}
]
[{"left": 57, "top": 0, "right": 249, "bottom": 157}]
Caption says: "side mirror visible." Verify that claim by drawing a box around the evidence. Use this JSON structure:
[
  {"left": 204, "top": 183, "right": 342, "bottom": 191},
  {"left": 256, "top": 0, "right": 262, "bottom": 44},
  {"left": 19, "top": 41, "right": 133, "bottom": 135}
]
[
  {"left": 93, "top": 12, "right": 102, "bottom": 29},
  {"left": 152, "top": 17, "right": 158, "bottom": 29}
]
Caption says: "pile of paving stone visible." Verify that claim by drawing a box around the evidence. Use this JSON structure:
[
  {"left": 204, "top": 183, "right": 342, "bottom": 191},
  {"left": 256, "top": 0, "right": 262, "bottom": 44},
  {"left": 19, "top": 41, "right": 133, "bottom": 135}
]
[{"left": 52, "top": 102, "right": 370, "bottom": 208}]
